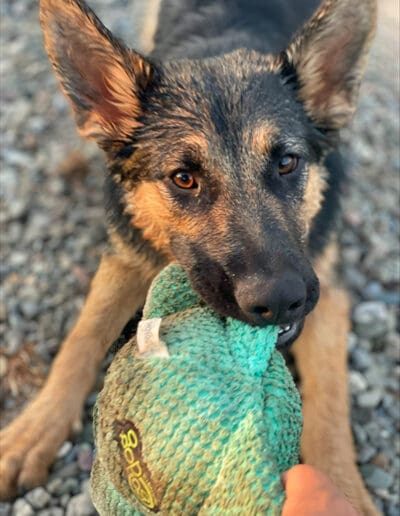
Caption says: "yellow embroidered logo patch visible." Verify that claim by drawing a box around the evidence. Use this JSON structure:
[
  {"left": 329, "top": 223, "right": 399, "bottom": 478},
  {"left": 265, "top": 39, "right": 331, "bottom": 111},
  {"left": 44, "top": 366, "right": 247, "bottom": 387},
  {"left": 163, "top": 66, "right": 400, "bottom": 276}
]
[{"left": 114, "top": 420, "right": 159, "bottom": 512}]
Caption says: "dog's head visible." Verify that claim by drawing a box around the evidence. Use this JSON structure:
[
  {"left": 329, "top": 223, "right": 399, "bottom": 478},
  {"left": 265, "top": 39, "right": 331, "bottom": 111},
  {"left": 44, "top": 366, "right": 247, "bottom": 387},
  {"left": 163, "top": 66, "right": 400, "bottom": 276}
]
[{"left": 40, "top": 0, "right": 376, "bottom": 346}]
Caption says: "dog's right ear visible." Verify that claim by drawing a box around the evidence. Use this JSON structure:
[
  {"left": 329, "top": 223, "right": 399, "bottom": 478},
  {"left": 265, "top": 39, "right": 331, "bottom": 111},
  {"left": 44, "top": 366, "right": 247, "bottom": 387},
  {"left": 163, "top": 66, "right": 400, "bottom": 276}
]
[
  {"left": 283, "top": 0, "right": 376, "bottom": 131},
  {"left": 40, "top": 0, "right": 155, "bottom": 150}
]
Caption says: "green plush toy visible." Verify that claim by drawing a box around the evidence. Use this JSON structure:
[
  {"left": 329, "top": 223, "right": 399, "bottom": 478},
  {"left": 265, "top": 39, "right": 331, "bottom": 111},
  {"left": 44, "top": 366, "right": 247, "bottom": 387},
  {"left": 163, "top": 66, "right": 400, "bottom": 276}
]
[{"left": 91, "top": 264, "right": 302, "bottom": 515}]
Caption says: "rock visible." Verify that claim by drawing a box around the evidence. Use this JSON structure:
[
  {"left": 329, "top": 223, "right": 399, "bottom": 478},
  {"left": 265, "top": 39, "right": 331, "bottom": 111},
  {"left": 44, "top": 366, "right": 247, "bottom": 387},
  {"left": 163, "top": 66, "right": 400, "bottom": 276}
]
[
  {"left": 353, "top": 423, "right": 368, "bottom": 446},
  {"left": 2, "top": 149, "right": 31, "bottom": 168},
  {"left": 353, "top": 301, "right": 391, "bottom": 339},
  {"left": 9, "top": 251, "right": 26, "bottom": 268},
  {"left": 53, "top": 461, "right": 80, "bottom": 479},
  {"left": 387, "top": 503, "right": 400, "bottom": 516},
  {"left": 25, "top": 487, "right": 51, "bottom": 510},
  {"left": 36, "top": 510, "right": 64, "bottom": 516},
  {"left": 357, "top": 445, "right": 376, "bottom": 464},
  {"left": 344, "top": 267, "right": 367, "bottom": 291},
  {"left": 347, "top": 332, "right": 357, "bottom": 353},
  {"left": 372, "top": 452, "right": 391, "bottom": 470},
  {"left": 362, "top": 281, "right": 400, "bottom": 305},
  {"left": 351, "top": 347, "right": 372, "bottom": 371},
  {"left": 349, "top": 371, "right": 368, "bottom": 393},
  {"left": 11, "top": 499, "right": 34, "bottom": 516},
  {"left": 385, "top": 332, "right": 400, "bottom": 361},
  {"left": 56, "top": 441, "right": 73, "bottom": 460},
  {"left": 60, "top": 495, "right": 70, "bottom": 508},
  {"left": 66, "top": 493, "right": 95, "bottom": 516},
  {"left": 77, "top": 443, "right": 93, "bottom": 472},
  {"left": 0, "top": 502, "right": 11, "bottom": 516},
  {"left": 46, "top": 478, "right": 64, "bottom": 496},
  {"left": 19, "top": 300, "right": 40, "bottom": 319},
  {"left": 361, "top": 465, "right": 394, "bottom": 490},
  {"left": 58, "top": 478, "right": 80, "bottom": 496},
  {"left": 7, "top": 199, "right": 29, "bottom": 221},
  {"left": 357, "top": 388, "right": 383, "bottom": 408},
  {"left": 81, "top": 479, "right": 91, "bottom": 496}
]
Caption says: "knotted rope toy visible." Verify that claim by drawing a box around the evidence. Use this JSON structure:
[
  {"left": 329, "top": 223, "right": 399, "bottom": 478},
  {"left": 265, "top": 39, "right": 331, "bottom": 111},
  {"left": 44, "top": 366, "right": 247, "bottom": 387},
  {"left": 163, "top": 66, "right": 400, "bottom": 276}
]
[{"left": 91, "top": 264, "right": 302, "bottom": 515}]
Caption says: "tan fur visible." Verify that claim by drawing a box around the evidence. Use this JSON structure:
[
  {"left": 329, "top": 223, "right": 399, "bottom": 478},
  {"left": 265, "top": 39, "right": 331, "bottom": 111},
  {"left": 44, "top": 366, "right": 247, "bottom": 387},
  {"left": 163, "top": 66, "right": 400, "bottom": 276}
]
[
  {"left": 302, "top": 164, "right": 328, "bottom": 235},
  {"left": 127, "top": 183, "right": 174, "bottom": 255},
  {"left": 292, "top": 243, "right": 379, "bottom": 515},
  {"left": 244, "top": 124, "right": 277, "bottom": 155},
  {"left": 128, "top": 179, "right": 231, "bottom": 255}
]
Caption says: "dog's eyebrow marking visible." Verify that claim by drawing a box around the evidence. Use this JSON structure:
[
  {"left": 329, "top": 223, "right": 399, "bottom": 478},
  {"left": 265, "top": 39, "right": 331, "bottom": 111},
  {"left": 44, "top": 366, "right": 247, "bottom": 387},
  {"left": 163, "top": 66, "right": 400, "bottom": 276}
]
[{"left": 244, "top": 124, "right": 277, "bottom": 155}]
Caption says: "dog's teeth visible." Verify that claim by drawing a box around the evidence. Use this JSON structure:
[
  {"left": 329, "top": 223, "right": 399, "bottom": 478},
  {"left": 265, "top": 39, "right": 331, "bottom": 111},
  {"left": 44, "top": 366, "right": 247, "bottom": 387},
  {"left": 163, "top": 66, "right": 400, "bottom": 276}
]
[{"left": 278, "top": 324, "right": 292, "bottom": 336}]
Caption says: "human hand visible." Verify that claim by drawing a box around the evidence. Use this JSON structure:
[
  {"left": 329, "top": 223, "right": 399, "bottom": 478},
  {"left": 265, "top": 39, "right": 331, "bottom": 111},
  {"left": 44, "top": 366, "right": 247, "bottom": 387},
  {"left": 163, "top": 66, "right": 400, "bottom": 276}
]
[{"left": 281, "top": 464, "right": 359, "bottom": 516}]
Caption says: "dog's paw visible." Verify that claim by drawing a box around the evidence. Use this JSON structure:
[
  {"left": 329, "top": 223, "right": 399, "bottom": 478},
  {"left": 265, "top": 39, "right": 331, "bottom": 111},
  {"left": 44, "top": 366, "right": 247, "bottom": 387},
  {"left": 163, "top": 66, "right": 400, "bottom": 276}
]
[{"left": 0, "top": 394, "right": 82, "bottom": 500}]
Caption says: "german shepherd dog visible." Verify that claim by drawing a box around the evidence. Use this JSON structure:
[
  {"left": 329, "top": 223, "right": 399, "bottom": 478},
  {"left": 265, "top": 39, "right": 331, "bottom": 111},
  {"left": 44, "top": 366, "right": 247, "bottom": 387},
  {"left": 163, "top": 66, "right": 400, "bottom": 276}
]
[{"left": 0, "top": 0, "right": 377, "bottom": 513}]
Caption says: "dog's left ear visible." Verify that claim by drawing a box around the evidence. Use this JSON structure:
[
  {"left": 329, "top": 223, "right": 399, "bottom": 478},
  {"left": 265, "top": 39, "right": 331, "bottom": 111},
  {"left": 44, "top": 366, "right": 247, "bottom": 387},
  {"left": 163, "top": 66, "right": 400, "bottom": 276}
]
[{"left": 284, "top": 0, "right": 376, "bottom": 130}]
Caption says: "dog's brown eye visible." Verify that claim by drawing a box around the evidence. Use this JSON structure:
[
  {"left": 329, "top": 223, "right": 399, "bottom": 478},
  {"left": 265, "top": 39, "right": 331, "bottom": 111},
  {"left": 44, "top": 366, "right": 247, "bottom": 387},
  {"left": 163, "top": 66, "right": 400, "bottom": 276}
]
[
  {"left": 278, "top": 155, "right": 299, "bottom": 175},
  {"left": 171, "top": 170, "right": 198, "bottom": 189}
]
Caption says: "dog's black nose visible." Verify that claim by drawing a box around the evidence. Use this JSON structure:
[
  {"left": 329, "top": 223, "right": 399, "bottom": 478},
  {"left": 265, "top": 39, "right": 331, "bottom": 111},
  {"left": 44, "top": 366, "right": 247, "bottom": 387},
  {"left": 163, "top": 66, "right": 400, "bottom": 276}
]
[{"left": 235, "top": 271, "right": 307, "bottom": 325}]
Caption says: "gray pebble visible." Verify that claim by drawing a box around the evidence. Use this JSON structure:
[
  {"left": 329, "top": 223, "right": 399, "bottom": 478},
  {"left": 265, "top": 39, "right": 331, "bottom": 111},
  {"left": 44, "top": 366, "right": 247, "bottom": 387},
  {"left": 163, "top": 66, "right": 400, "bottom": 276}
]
[
  {"left": 344, "top": 267, "right": 367, "bottom": 291},
  {"left": 53, "top": 462, "right": 80, "bottom": 479},
  {"left": 351, "top": 347, "right": 373, "bottom": 370},
  {"left": 349, "top": 370, "right": 368, "bottom": 393},
  {"left": 80, "top": 480, "right": 91, "bottom": 496},
  {"left": 85, "top": 392, "right": 98, "bottom": 407},
  {"left": 387, "top": 503, "right": 400, "bottom": 516},
  {"left": 7, "top": 199, "right": 29, "bottom": 221},
  {"left": 66, "top": 493, "right": 95, "bottom": 516},
  {"left": 11, "top": 499, "right": 34, "bottom": 516},
  {"left": 0, "top": 502, "right": 11, "bottom": 516},
  {"left": 25, "top": 487, "right": 51, "bottom": 510},
  {"left": 58, "top": 478, "right": 80, "bottom": 496},
  {"left": 363, "top": 281, "right": 400, "bottom": 305},
  {"left": 77, "top": 443, "right": 93, "bottom": 472},
  {"left": 9, "top": 251, "right": 26, "bottom": 268},
  {"left": 347, "top": 332, "right": 357, "bottom": 352},
  {"left": 60, "top": 495, "right": 70, "bottom": 508},
  {"left": 353, "top": 423, "right": 368, "bottom": 446},
  {"left": 0, "top": 303, "right": 7, "bottom": 321},
  {"left": 353, "top": 301, "right": 391, "bottom": 339},
  {"left": 357, "top": 445, "right": 376, "bottom": 464},
  {"left": 56, "top": 441, "right": 73, "bottom": 460},
  {"left": 361, "top": 465, "right": 394, "bottom": 490},
  {"left": 358, "top": 388, "right": 383, "bottom": 408},
  {"left": 2, "top": 149, "right": 31, "bottom": 168},
  {"left": 36, "top": 510, "right": 64, "bottom": 516},
  {"left": 19, "top": 301, "right": 40, "bottom": 319},
  {"left": 46, "top": 478, "right": 64, "bottom": 497}
]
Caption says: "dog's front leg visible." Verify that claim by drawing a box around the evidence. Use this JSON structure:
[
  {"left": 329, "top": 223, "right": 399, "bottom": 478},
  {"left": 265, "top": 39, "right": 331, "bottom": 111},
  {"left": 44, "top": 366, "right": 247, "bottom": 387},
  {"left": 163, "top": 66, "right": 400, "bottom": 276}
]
[
  {"left": 0, "top": 244, "right": 161, "bottom": 499},
  {"left": 292, "top": 269, "right": 379, "bottom": 515}
]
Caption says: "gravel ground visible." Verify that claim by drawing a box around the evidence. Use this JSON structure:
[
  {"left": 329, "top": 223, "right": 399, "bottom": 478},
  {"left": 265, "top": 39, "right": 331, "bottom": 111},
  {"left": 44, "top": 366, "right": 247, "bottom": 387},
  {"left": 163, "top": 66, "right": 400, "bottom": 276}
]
[{"left": 0, "top": 0, "right": 399, "bottom": 515}]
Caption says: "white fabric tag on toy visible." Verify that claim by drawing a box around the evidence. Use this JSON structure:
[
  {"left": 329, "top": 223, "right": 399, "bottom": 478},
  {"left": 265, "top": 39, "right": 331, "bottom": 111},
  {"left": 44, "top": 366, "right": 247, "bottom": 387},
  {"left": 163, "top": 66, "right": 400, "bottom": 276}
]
[{"left": 136, "top": 318, "right": 170, "bottom": 359}]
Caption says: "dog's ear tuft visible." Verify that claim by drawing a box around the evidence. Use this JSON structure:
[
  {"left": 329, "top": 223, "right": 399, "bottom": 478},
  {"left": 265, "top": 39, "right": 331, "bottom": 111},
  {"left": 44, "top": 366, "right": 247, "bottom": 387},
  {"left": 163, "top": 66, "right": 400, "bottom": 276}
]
[
  {"left": 284, "top": 0, "right": 376, "bottom": 130},
  {"left": 40, "top": 0, "right": 155, "bottom": 150}
]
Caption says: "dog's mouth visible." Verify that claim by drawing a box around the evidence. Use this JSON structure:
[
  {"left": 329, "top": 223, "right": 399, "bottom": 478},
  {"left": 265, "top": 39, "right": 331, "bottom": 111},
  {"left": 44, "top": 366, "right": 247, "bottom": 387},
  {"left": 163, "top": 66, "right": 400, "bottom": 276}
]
[{"left": 277, "top": 320, "right": 304, "bottom": 350}]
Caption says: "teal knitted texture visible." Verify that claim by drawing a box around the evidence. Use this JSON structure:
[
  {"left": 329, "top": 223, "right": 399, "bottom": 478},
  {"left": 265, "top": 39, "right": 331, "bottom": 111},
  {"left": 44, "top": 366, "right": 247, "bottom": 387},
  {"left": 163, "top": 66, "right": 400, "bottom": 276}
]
[{"left": 91, "top": 264, "right": 302, "bottom": 515}]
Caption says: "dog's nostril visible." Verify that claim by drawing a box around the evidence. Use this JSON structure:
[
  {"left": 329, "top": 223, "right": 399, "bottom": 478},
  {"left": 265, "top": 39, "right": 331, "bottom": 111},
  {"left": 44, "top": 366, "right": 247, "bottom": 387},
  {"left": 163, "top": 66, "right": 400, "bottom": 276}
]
[
  {"left": 261, "top": 309, "right": 273, "bottom": 319},
  {"left": 254, "top": 306, "right": 274, "bottom": 319},
  {"left": 288, "top": 299, "right": 303, "bottom": 312}
]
